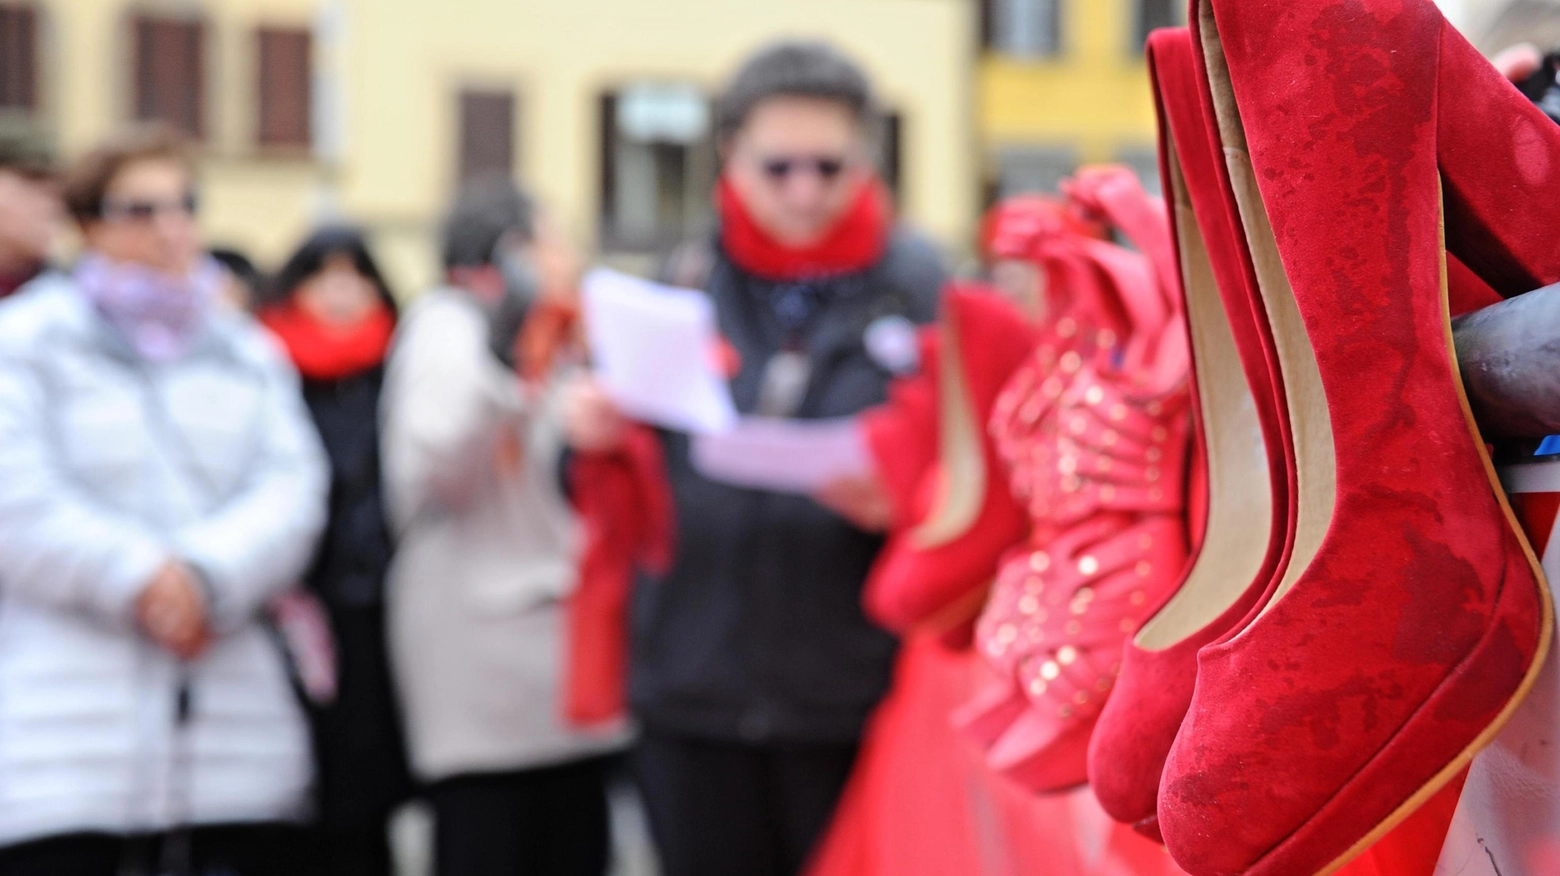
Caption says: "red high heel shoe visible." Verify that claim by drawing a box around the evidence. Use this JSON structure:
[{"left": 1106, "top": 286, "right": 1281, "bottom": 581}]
[
  {"left": 1158, "top": 2, "right": 1560, "bottom": 874},
  {"left": 860, "top": 330, "right": 941, "bottom": 535},
  {"left": 862, "top": 287, "right": 1037, "bottom": 637},
  {"left": 1086, "top": 26, "right": 1292, "bottom": 842}
]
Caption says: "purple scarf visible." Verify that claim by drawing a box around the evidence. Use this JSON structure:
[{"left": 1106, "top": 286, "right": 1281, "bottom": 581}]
[{"left": 74, "top": 254, "right": 223, "bottom": 363}]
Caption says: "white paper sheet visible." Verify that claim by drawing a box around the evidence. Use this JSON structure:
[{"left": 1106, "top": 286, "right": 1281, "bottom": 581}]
[
  {"left": 582, "top": 268, "right": 737, "bottom": 434},
  {"left": 691, "top": 416, "right": 872, "bottom": 494}
]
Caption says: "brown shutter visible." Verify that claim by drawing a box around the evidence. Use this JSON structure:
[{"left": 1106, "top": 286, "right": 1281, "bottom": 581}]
[
  {"left": 132, "top": 15, "right": 205, "bottom": 138},
  {"left": 458, "top": 89, "right": 516, "bottom": 183},
  {"left": 880, "top": 111, "right": 903, "bottom": 200},
  {"left": 257, "top": 27, "right": 311, "bottom": 149},
  {"left": 0, "top": 4, "right": 38, "bottom": 111}
]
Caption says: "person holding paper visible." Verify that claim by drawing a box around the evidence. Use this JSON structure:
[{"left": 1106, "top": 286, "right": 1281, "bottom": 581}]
[{"left": 564, "top": 40, "right": 944, "bottom": 876}]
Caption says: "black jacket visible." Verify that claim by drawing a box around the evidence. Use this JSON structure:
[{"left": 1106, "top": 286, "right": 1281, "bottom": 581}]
[
  {"left": 300, "top": 367, "right": 395, "bottom": 607},
  {"left": 629, "top": 229, "right": 945, "bottom": 744}
]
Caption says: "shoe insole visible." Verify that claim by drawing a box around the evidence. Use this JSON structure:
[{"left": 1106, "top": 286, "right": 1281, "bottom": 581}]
[
  {"left": 1198, "top": 2, "right": 1338, "bottom": 615},
  {"left": 914, "top": 302, "right": 986, "bottom": 548},
  {"left": 1136, "top": 101, "right": 1275, "bottom": 652}
]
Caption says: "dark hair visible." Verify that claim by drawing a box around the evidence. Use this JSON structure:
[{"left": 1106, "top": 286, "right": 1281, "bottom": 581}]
[
  {"left": 61, "top": 124, "right": 193, "bottom": 226},
  {"left": 442, "top": 175, "right": 535, "bottom": 270},
  {"left": 269, "top": 225, "right": 398, "bottom": 316},
  {"left": 209, "top": 247, "right": 260, "bottom": 290},
  {"left": 716, "top": 40, "right": 878, "bottom": 143}
]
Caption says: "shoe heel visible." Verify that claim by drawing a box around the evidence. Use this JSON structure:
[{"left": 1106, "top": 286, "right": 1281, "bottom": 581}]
[{"left": 1437, "top": 22, "right": 1560, "bottom": 296}]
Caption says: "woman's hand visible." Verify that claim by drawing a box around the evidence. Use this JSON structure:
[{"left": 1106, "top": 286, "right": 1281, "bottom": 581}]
[
  {"left": 562, "top": 374, "right": 630, "bottom": 453},
  {"left": 815, "top": 474, "right": 894, "bottom": 533},
  {"left": 135, "top": 561, "right": 212, "bottom": 661}
]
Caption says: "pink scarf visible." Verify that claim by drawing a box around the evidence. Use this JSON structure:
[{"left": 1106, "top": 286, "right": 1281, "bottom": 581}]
[{"left": 74, "top": 254, "right": 223, "bottom": 362}]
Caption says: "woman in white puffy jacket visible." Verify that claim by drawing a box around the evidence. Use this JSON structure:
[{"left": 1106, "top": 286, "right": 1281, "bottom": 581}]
[{"left": 0, "top": 127, "right": 328, "bottom": 876}]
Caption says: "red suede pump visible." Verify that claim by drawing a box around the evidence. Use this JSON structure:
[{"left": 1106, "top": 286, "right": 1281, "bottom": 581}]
[
  {"left": 1158, "top": 2, "right": 1560, "bottom": 874},
  {"left": 1086, "top": 26, "right": 1291, "bottom": 843},
  {"left": 863, "top": 288, "right": 1038, "bottom": 638}
]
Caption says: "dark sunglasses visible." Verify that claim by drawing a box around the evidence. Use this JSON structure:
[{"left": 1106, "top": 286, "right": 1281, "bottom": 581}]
[
  {"left": 760, "top": 155, "right": 849, "bottom": 183},
  {"left": 100, "top": 192, "right": 199, "bottom": 223}
]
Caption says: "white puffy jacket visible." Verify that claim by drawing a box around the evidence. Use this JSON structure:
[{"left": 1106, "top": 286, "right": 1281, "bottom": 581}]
[{"left": 0, "top": 275, "right": 329, "bottom": 848}]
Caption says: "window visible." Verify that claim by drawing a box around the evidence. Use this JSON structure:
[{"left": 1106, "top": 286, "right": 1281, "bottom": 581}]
[
  {"left": 132, "top": 15, "right": 206, "bottom": 138},
  {"left": 257, "top": 27, "right": 311, "bottom": 149},
  {"left": 981, "top": 0, "right": 1063, "bottom": 59},
  {"left": 1133, "top": 0, "right": 1183, "bottom": 50},
  {"left": 599, "top": 82, "right": 716, "bottom": 252},
  {"left": 0, "top": 3, "right": 38, "bottom": 112},
  {"left": 458, "top": 89, "right": 516, "bottom": 183},
  {"left": 992, "top": 145, "right": 1077, "bottom": 200}
]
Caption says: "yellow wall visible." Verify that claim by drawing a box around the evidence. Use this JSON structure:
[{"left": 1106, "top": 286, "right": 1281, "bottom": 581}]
[
  {"left": 979, "top": 0, "right": 1162, "bottom": 175},
  {"left": 31, "top": 0, "right": 975, "bottom": 293}
]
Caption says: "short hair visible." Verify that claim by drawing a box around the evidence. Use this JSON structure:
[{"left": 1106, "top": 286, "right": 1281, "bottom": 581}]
[
  {"left": 61, "top": 124, "right": 194, "bottom": 227},
  {"left": 717, "top": 40, "right": 879, "bottom": 143},
  {"left": 209, "top": 247, "right": 261, "bottom": 291},
  {"left": 441, "top": 175, "right": 536, "bottom": 270}
]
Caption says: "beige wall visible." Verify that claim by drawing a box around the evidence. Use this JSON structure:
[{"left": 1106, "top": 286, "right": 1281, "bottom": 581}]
[{"left": 32, "top": 0, "right": 974, "bottom": 294}]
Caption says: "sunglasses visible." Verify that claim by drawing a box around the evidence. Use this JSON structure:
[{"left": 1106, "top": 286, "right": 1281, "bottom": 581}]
[
  {"left": 100, "top": 192, "right": 199, "bottom": 223},
  {"left": 760, "top": 155, "right": 850, "bottom": 183}
]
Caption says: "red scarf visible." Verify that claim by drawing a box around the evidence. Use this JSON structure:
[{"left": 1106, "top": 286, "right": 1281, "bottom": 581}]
[
  {"left": 564, "top": 427, "right": 674, "bottom": 727},
  {"left": 718, "top": 175, "right": 891, "bottom": 281},
  {"left": 261, "top": 300, "right": 395, "bottom": 381}
]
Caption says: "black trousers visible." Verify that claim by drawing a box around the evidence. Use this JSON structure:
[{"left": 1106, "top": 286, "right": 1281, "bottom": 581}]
[
  {"left": 310, "top": 603, "right": 413, "bottom": 876},
  {"left": 632, "top": 731, "right": 859, "bottom": 876},
  {"left": 427, "top": 758, "right": 610, "bottom": 876},
  {"left": 0, "top": 824, "right": 317, "bottom": 876}
]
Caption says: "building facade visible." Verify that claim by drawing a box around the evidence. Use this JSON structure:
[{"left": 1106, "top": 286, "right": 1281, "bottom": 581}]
[
  {"left": 971, "top": 0, "right": 1530, "bottom": 204},
  {"left": 976, "top": 0, "right": 1178, "bottom": 201},
  {"left": 2, "top": 0, "right": 975, "bottom": 291}
]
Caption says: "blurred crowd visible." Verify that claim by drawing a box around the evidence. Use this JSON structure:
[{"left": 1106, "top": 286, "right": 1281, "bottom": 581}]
[
  {"left": 2, "top": 25, "right": 1550, "bottom": 876},
  {"left": 0, "top": 39, "right": 958, "bottom": 876}
]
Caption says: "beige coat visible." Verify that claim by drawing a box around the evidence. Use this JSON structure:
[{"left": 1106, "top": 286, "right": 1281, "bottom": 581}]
[{"left": 381, "top": 289, "right": 625, "bottom": 782}]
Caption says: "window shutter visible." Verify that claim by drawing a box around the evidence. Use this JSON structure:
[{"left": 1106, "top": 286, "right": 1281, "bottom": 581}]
[
  {"left": 1134, "top": 0, "right": 1181, "bottom": 49},
  {"left": 880, "top": 111, "right": 904, "bottom": 200},
  {"left": 0, "top": 4, "right": 38, "bottom": 112},
  {"left": 599, "top": 91, "right": 618, "bottom": 230},
  {"left": 458, "top": 89, "right": 516, "bottom": 183},
  {"left": 986, "top": 0, "right": 1064, "bottom": 58},
  {"left": 258, "top": 27, "right": 311, "bottom": 149},
  {"left": 132, "top": 15, "right": 205, "bottom": 138}
]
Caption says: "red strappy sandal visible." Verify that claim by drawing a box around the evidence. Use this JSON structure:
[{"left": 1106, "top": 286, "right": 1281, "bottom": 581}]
[{"left": 959, "top": 170, "right": 1195, "bottom": 793}]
